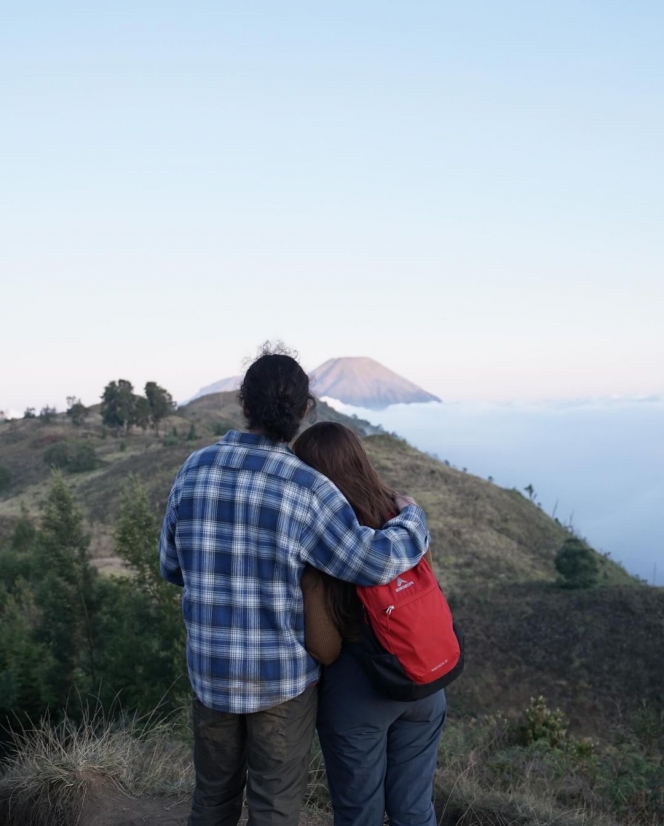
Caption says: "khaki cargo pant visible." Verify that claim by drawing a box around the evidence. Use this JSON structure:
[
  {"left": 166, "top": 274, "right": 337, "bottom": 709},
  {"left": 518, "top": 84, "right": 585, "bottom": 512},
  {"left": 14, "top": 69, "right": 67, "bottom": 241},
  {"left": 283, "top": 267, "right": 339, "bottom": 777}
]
[{"left": 188, "top": 685, "right": 317, "bottom": 826}]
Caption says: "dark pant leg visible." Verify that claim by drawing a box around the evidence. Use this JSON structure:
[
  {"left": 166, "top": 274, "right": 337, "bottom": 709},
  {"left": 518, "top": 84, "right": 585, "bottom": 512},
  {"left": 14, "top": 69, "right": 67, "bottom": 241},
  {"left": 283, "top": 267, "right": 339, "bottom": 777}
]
[
  {"left": 245, "top": 684, "right": 318, "bottom": 826},
  {"left": 384, "top": 690, "right": 447, "bottom": 826},
  {"left": 317, "top": 647, "right": 402, "bottom": 826},
  {"left": 189, "top": 696, "right": 248, "bottom": 826}
]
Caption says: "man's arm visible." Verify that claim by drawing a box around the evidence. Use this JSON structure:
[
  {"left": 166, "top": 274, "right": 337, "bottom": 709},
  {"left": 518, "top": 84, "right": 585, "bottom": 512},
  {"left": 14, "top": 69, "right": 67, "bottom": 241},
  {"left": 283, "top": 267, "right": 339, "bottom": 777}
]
[
  {"left": 159, "top": 470, "right": 185, "bottom": 587},
  {"left": 299, "top": 479, "right": 430, "bottom": 586}
]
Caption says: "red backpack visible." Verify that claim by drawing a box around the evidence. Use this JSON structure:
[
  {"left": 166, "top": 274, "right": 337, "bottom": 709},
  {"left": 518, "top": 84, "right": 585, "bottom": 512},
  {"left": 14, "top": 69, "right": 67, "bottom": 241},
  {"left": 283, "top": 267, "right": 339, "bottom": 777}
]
[{"left": 356, "top": 557, "right": 464, "bottom": 701}]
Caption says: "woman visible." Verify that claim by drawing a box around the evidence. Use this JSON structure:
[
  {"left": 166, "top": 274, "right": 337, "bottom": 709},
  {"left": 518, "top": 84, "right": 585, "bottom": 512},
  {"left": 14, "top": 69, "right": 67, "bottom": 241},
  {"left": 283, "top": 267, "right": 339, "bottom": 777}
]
[{"left": 292, "top": 422, "right": 446, "bottom": 826}]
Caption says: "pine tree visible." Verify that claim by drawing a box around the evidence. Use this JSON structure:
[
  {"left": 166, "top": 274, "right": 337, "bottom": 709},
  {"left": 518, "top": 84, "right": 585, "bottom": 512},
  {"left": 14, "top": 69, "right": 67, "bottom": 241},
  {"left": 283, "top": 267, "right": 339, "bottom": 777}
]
[
  {"left": 33, "top": 473, "right": 97, "bottom": 705},
  {"left": 555, "top": 538, "right": 599, "bottom": 589}
]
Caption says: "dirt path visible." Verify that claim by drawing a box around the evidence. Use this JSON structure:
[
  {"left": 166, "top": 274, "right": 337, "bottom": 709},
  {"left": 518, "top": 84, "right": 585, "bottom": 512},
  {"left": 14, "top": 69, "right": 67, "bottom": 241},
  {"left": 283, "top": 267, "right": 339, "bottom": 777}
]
[{"left": 80, "top": 793, "right": 332, "bottom": 826}]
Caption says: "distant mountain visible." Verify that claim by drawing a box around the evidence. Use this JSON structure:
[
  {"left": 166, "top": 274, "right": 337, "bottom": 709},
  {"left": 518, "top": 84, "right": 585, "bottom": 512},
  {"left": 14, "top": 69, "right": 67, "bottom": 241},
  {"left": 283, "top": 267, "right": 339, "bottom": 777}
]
[
  {"left": 310, "top": 357, "right": 441, "bottom": 410},
  {"left": 187, "top": 375, "right": 241, "bottom": 403}
]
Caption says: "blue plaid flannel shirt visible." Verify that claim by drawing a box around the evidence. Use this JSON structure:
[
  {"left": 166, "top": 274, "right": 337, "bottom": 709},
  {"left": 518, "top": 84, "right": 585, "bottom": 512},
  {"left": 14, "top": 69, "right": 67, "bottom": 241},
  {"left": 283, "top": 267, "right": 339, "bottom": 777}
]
[{"left": 159, "top": 430, "right": 431, "bottom": 713}]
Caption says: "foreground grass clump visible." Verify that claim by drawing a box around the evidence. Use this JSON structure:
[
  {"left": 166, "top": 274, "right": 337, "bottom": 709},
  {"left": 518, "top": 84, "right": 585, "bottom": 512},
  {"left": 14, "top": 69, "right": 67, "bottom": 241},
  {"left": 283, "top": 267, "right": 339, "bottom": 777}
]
[
  {"left": 0, "top": 710, "right": 193, "bottom": 826},
  {"left": 2, "top": 697, "right": 662, "bottom": 826},
  {"left": 436, "top": 697, "right": 664, "bottom": 826}
]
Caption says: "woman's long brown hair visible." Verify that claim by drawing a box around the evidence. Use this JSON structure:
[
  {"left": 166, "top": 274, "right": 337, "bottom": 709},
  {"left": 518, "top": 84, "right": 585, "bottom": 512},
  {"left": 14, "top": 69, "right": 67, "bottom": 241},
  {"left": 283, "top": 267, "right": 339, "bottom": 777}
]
[{"left": 292, "top": 422, "right": 396, "bottom": 635}]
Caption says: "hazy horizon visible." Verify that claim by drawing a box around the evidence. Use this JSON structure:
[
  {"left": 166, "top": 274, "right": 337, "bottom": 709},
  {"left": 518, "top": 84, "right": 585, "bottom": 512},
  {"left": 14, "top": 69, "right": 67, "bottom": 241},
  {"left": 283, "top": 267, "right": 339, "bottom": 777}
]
[{"left": 325, "top": 395, "right": 664, "bottom": 585}]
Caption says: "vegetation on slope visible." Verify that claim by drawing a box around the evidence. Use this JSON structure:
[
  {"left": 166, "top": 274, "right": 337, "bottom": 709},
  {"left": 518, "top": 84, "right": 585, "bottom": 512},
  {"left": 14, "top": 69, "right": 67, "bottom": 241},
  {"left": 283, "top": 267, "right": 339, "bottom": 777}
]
[{"left": 0, "top": 386, "right": 660, "bottom": 825}]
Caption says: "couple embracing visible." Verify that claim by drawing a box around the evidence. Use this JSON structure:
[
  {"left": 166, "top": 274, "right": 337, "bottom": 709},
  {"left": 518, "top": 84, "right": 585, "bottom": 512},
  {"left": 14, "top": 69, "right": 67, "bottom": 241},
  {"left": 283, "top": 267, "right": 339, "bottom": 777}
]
[{"left": 159, "top": 347, "right": 447, "bottom": 826}]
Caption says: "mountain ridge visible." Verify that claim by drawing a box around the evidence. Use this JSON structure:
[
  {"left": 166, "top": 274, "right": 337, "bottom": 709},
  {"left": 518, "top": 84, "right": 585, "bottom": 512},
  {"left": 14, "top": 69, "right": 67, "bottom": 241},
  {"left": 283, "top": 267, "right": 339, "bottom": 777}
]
[
  {"left": 311, "top": 356, "right": 440, "bottom": 409},
  {"left": 186, "top": 357, "right": 440, "bottom": 410}
]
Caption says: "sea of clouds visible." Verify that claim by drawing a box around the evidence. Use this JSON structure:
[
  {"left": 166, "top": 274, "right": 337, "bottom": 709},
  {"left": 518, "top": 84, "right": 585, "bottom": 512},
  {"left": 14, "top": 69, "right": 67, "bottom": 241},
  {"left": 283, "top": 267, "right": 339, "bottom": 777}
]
[{"left": 323, "top": 396, "right": 664, "bottom": 584}]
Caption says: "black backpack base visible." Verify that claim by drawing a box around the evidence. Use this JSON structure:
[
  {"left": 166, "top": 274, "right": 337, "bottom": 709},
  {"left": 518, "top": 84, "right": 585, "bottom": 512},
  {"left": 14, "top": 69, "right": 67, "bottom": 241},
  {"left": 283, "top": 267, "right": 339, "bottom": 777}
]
[{"left": 352, "top": 622, "right": 465, "bottom": 702}]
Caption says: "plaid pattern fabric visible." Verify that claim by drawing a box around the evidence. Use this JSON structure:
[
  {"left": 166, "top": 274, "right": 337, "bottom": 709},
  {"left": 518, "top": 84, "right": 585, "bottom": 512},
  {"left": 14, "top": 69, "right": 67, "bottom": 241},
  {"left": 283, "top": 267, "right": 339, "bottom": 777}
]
[{"left": 160, "top": 430, "right": 430, "bottom": 713}]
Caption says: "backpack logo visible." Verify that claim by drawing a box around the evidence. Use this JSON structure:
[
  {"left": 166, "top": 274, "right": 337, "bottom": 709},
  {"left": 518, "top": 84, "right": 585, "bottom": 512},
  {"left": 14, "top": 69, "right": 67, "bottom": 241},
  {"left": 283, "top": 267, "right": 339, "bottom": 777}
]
[{"left": 395, "top": 577, "right": 414, "bottom": 592}]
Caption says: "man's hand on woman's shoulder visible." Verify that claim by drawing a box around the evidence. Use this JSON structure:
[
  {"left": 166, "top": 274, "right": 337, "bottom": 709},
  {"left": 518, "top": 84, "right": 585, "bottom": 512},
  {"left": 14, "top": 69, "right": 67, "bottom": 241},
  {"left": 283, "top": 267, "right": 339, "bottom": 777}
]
[{"left": 393, "top": 492, "right": 418, "bottom": 512}]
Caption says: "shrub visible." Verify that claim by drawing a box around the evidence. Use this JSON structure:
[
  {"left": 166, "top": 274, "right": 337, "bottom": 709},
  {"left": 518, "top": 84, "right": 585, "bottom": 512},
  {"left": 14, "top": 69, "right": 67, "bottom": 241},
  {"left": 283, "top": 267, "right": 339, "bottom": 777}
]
[
  {"left": 66, "top": 397, "right": 88, "bottom": 426},
  {"left": 186, "top": 424, "right": 197, "bottom": 441},
  {"left": 555, "top": 538, "right": 599, "bottom": 589},
  {"left": 212, "top": 422, "right": 230, "bottom": 437},
  {"left": 67, "top": 443, "right": 98, "bottom": 473},
  {"left": 162, "top": 428, "right": 179, "bottom": 447},
  {"left": 43, "top": 441, "right": 98, "bottom": 473},
  {"left": 43, "top": 441, "right": 70, "bottom": 469},
  {"left": 512, "top": 695, "right": 568, "bottom": 749}
]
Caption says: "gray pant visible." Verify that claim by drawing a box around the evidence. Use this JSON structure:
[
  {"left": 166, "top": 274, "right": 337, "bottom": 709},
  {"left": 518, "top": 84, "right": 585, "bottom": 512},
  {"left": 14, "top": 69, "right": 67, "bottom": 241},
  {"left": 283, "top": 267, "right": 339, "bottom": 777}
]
[
  {"left": 189, "top": 686, "right": 318, "bottom": 826},
  {"left": 317, "top": 646, "right": 446, "bottom": 826}
]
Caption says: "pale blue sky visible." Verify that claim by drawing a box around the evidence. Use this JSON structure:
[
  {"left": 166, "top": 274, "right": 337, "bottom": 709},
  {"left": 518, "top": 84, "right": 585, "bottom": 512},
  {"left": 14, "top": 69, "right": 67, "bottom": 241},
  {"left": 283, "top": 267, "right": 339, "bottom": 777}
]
[{"left": 2, "top": 1, "right": 663, "bottom": 412}]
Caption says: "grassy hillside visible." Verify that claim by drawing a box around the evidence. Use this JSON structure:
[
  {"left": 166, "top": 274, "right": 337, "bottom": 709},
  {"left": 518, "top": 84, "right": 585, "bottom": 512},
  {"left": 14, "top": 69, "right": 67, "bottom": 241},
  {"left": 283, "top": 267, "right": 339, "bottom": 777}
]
[
  {"left": 448, "top": 582, "right": 664, "bottom": 726},
  {"left": 1, "top": 392, "right": 662, "bottom": 826},
  {"left": 1, "top": 391, "right": 658, "bottom": 728},
  {"left": 361, "top": 434, "right": 634, "bottom": 589},
  {"left": 0, "top": 392, "right": 632, "bottom": 587}
]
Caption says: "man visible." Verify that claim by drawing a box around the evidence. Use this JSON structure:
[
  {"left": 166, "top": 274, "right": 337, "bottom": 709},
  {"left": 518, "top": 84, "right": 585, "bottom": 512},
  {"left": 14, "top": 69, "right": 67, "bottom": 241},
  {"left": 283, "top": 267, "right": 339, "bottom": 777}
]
[{"left": 160, "top": 346, "right": 430, "bottom": 826}]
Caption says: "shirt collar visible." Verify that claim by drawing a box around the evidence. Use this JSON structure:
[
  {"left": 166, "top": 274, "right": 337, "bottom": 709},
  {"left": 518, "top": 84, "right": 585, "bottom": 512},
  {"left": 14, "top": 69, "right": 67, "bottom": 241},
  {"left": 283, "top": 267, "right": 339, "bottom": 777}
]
[{"left": 219, "top": 430, "right": 294, "bottom": 454}]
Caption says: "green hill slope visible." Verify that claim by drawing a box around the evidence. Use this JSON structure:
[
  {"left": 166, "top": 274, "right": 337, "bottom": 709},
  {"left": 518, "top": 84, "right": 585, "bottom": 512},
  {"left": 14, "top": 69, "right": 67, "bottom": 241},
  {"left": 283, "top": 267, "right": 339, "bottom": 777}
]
[
  {"left": 0, "top": 392, "right": 631, "bottom": 588},
  {"left": 1, "top": 390, "right": 657, "bottom": 728}
]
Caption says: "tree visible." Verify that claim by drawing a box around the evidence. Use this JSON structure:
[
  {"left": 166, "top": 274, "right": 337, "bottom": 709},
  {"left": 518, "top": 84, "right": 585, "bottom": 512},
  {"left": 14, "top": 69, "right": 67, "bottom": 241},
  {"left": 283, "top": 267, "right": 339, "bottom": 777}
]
[
  {"left": 23, "top": 407, "right": 36, "bottom": 419},
  {"left": 66, "top": 396, "right": 88, "bottom": 426},
  {"left": 39, "top": 405, "right": 57, "bottom": 422},
  {"left": 98, "top": 475, "right": 186, "bottom": 712},
  {"left": 132, "top": 395, "right": 151, "bottom": 431},
  {"left": 114, "top": 475, "right": 162, "bottom": 597},
  {"left": 555, "top": 538, "right": 599, "bottom": 589},
  {"left": 101, "top": 380, "right": 136, "bottom": 432},
  {"left": 33, "top": 473, "right": 97, "bottom": 702},
  {"left": 145, "top": 382, "right": 175, "bottom": 435},
  {"left": 10, "top": 504, "right": 37, "bottom": 553}
]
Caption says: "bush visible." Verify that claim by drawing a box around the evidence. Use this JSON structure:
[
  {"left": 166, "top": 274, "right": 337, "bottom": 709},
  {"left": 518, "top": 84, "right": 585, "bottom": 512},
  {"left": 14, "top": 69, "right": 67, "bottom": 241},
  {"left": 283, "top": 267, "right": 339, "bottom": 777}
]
[
  {"left": 212, "top": 422, "right": 230, "bottom": 437},
  {"left": 43, "top": 441, "right": 70, "bottom": 469},
  {"left": 68, "top": 443, "right": 98, "bottom": 473},
  {"left": 66, "top": 397, "right": 88, "bottom": 426},
  {"left": 435, "top": 707, "right": 664, "bottom": 826},
  {"left": 43, "top": 441, "right": 98, "bottom": 473},
  {"left": 162, "top": 428, "right": 179, "bottom": 447},
  {"left": 555, "top": 538, "right": 599, "bottom": 589},
  {"left": 512, "top": 695, "right": 568, "bottom": 749}
]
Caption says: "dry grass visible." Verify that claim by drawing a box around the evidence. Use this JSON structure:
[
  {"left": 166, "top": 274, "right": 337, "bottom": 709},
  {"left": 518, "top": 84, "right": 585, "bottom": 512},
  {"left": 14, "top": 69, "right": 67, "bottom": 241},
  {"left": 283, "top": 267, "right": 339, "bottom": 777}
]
[
  {"left": 434, "top": 710, "right": 664, "bottom": 826},
  {"left": 0, "top": 712, "right": 335, "bottom": 826},
  {"left": 0, "top": 709, "right": 193, "bottom": 825},
  {"left": 0, "top": 395, "right": 634, "bottom": 591}
]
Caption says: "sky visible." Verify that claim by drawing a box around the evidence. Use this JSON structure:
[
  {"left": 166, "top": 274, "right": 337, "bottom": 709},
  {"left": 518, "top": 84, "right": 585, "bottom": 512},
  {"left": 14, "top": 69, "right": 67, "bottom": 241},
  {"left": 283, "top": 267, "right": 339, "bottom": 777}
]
[{"left": 2, "top": 1, "right": 664, "bottom": 413}]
